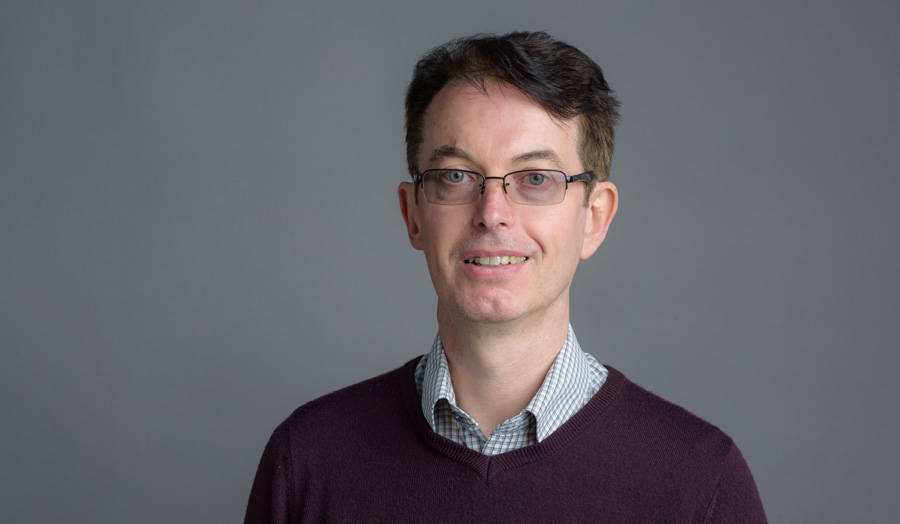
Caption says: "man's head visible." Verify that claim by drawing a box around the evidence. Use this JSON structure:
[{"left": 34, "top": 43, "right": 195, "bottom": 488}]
[
  {"left": 398, "top": 32, "right": 619, "bottom": 327},
  {"left": 405, "top": 31, "right": 620, "bottom": 194}
]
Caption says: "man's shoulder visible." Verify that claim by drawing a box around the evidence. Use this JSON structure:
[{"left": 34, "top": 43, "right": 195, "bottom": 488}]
[
  {"left": 291, "top": 357, "right": 418, "bottom": 417},
  {"left": 604, "top": 366, "right": 737, "bottom": 456},
  {"left": 270, "top": 357, "right": 421, "bottom": 447},
  {"left": 554, "top": 367, "right": 766, "bottom": 521}
]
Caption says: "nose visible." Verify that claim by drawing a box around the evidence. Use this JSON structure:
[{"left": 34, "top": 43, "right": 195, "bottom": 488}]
[{"left": 474, "top": 177, "right": 515, "bottom": 230}]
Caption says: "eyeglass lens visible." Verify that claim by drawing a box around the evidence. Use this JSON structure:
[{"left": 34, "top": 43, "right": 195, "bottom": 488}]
[{"left": 422, "top": 170, "right": 567, "bottom": 205}]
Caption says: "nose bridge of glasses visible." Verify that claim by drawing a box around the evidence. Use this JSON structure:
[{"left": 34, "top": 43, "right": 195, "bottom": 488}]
[{"left": 480, "top": 175, "right": 509, "bottom": 195}]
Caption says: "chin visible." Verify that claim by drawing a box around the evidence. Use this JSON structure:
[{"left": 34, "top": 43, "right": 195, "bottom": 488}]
[{"left": 452, "top": 297, "right": 528, "bottom": 325}]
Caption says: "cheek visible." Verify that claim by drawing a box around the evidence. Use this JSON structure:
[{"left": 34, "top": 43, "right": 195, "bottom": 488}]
[
  {"left": 531, "top": 211, "right": 586, "bottom": 260},
  {"left": 420, "top": 213, "right": 461, "bottom": 261}
]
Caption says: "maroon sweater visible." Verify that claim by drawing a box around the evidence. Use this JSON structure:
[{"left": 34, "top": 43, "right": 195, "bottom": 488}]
[{"left": 245, "top": 359, "right": 767, "bottom": 523}]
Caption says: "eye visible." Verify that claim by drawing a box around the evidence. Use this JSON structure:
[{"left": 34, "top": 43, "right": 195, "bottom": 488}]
[
  {"left": 526, "top": 172, "right": 546, "bottom": 186},
  {"left": 442, "top": 171, "right": 469, "bottom": 184}
]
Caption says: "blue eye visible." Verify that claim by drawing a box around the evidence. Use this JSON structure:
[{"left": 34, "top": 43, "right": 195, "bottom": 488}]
[
  {"left": 443, "top": 171, "right": 468, "bottom": 184},
  {"left": 526, "top": 173, "right": 546, "bottom": 186}
]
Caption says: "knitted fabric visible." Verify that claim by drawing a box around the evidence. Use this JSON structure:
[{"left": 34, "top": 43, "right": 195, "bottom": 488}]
[{"left": 245, "top": 359, "right": 767, "bottom": 523}]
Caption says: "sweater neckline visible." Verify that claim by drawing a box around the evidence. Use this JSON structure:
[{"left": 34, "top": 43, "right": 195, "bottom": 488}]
[{"left": 398, "top": 357, "right": 627, "bottom": 483}]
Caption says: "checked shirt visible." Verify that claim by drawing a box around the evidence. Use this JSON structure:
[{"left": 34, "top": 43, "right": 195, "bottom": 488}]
[{"left": 414, "top": 325, "right": 607, "bottom": 455}]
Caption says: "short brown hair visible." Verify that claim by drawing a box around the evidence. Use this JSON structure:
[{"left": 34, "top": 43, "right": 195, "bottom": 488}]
[{"left": 405, "top": 31, "right": 620, "bottom": 194}]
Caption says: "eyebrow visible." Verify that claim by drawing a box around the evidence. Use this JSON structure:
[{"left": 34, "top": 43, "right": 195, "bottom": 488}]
[
  {"left": 511, "top": 149, "right": 564, "bottom": 170},
  {"left": 429, "top": 145, "right": 473, "bottom": 164},
  {"left": 428, "top": 146, "right": 564, "bottom": 170}
]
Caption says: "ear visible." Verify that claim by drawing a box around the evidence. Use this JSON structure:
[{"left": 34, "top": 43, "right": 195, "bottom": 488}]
[
  {"left": 580, "top": 181, "right": 618, "bottom": 260},
  {"left": 398, "top": 181, "right": 424, "bottom": 251}
]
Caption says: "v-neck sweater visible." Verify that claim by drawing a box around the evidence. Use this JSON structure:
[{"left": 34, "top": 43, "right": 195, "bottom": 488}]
[{"left": 245, "top": 358, "right": 767, "bottom": 523}]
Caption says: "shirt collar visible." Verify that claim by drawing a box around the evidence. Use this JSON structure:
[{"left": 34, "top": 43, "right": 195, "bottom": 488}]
[
  {"left": 523, "top": 326, "right": 592, "bottom": 441},
  {"left": 419, "top": 332, "right": 456, "bottom": 431},
  {"left": 416, "top": 324, "right": 595, "bottom": 442}
]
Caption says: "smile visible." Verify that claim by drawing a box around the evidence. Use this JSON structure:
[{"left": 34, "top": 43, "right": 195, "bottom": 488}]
[{"left": 463, "top": 255, "right": 529, "bottom": 267}]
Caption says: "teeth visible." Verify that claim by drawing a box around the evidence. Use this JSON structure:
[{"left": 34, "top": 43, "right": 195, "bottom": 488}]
[{"left": 467, "top": 256, "right": 527, "bottom": 267}]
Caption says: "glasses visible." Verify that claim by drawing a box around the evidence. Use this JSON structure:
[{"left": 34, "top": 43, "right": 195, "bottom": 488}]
[{"left": 413, "top": 169, "right": 593, "bottom": 206}]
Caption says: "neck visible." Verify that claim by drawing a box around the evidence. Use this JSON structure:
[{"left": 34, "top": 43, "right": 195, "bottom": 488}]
[{"left": 436, "top": 301, "right": 570, "bottom": 437}]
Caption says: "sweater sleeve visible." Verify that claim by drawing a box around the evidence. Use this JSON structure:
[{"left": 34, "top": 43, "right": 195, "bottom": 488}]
[
  {"left": 244, "top": 422, "right": 294, "bottom": 524},
  {"left": 703, "top": 441, "right": 767, "bottom": 524}
]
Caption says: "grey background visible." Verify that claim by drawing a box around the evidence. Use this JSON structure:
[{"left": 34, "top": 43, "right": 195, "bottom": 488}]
[{"left": 1, "top": 0, "right": 897, "bottom": 522}]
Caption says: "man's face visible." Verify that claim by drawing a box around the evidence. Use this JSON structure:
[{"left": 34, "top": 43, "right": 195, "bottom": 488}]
[{"left": 399, "top": 81, "right": 616, "bottom": 326}]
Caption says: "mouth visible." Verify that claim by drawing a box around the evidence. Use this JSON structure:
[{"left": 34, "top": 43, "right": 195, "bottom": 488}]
[{"left": 463, "top": 255, "right": 529, "bottom": 267}]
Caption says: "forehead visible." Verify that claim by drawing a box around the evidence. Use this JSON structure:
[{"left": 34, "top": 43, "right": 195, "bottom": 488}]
[{"left": 419, "top": 81, "right": 581, "bottom": 171}]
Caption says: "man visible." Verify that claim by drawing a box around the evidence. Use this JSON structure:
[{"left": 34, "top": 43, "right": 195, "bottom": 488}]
[{"left": 245, "top": 31, "right": 767, "bottom": 523}]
